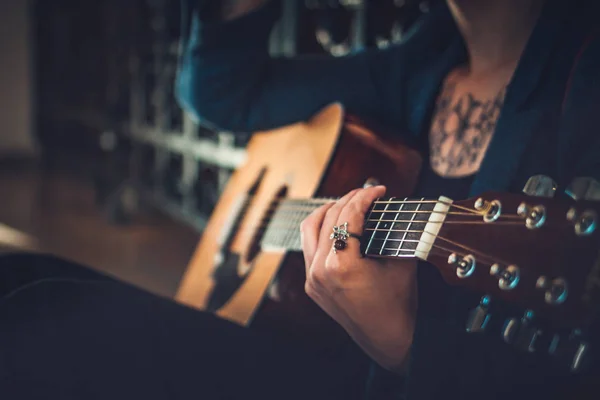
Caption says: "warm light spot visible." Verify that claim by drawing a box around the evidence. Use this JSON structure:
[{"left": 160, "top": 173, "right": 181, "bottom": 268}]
[{"left": 0, "top": 223, "right": 37, "bottom": 250}]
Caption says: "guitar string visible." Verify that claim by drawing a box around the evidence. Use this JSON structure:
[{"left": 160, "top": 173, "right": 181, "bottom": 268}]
[
  {"left": 267, "top": 204, "right": 523, "bottom": 219},
  {"left": 273, "top": 196, "right": 522, "bottom": 219},
  {"left": 277, "top": 197, "right": 482, "bottom": 215},
  {"left": 363, "top": 227, "right": 518, "bottom": 266},
  {"left": 375, "top": 246, "right": 493, "bottom": 272},
  {"left": 363, "top": 235, "right": 510, "bottom": 267},
  {"left": 262, "top": 230, "right": 508, "bottom": 268},
  {"left": 271, "top": 208, "right": 492, "bottom": 217},
  {"left": 365, "top": 219, "right": 527, "bottom": 225},
  {"left": 250, "top": 207, "right": 526, "bottom": 234},
  {"left": 291, "top": 226, "right": 506, "bottom": 266},
  {"left": 249, "top": 200, "right": 531, "bottom": 266},
  {"left": 262, "top": 220, "right": 528, "bottom": 230},
  {"left": 271, "top": 206, "right": 524, "bottom": 220},
  {"left": 259, "top": 218, "right": 512, "bottom": 267},
  {"left": 274, "top": 201, "right": 482, "bottom": 215},
  {"left": 248, "top": 215, "right": 529, "bottom": 243}
]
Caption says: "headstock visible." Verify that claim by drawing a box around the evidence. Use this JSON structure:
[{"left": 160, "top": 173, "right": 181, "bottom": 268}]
[
  {"left": 426, "top": 176, "right": 600, "bottom": 371},
  {"left": 429, "top": 177, "right": 600, "bottom": 329}
]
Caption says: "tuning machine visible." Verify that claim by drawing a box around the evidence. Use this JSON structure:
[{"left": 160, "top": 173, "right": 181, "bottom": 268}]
[
  {"left": 517, "top": 202, "right": 547, "bottom": 229},
  {"left": 362, "top": 177, "right": 380, "bottom": 188},
  {"left": 502, "top": 310, "right": 541, "bottom": 353},
  {"left": 563, "top": 178, "right": 599, "bottom": 236},
  {"left": 466, "top": 295, "right": 491, "bottom": 333},
  {"left": 536, "top": 276, "right": 569, "bottom": 305},
  {"left": 448, "top": 253, "right": 476, "bottom": 279},
  {"left": 565, "top": 177, "right": 600, "bottom": 201},
  {"left": 522, "top": 175, "right": 557, "bottom": 198},
  {"left": 548, "top": 330, "right": 591, "bottom": 372},
  {"left": 490, "top": 264, "right": 520, "bottom": 290}
]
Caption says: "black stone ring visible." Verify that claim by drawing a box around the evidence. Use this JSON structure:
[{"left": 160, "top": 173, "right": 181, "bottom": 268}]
[{"left": 329, "top": 222, "right": 361, "bottom": 253}]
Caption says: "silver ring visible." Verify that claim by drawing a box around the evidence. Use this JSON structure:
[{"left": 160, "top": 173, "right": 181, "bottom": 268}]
[{"left": 330, "top": 222, "right": 361, "bottom": 253}]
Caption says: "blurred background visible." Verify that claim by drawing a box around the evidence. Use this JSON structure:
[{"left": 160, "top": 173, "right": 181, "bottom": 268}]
[{"left": 0, "top": 0, "right": 431, "bottom": 297}]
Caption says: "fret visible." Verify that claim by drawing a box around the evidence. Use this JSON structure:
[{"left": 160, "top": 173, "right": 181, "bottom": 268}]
[
  {"left": 397, "top": 199, "right": 435, "bottom": 258},
  {"left": 364, "top": 198, "right": 391, "bottom": 255},
  {"left": 395, "top": 198, "right": 420, "bottom": 257},
  {"left": 261, "top": 199, "right": 323, "bottom": 252},
  {"left": 384, "top": 199, "right": 421, "bottom": 257},
  {"left": 364, "top": 198, "right": 438, "bottom": 258},
  {"left": 380, "top": 198, "right": 403, "bottom": 255},
  {"left": 375, "top": 198, "right": 408, "bottom": 256}
]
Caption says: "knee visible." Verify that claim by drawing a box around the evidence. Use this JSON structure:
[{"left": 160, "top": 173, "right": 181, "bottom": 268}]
[{"left": 0, "top": 252, "right": 112, "bottom": 297}]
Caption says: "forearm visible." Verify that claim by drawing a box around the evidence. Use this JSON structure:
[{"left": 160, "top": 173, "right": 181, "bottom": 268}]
[{"left": 177, "top": 0, "right": 405, "bottom": 133}]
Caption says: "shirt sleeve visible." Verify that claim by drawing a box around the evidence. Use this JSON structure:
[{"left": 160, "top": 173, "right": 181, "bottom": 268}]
[{"left": 175, "top": 0, "right": 452, "bottom": 133}]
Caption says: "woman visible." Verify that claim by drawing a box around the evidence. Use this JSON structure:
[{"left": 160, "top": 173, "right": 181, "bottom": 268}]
[{"left": 2, "top": 0, "right": 599, "bottom": 399}]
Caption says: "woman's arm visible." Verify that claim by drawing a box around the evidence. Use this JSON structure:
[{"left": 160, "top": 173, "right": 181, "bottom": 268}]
[{"left": 175, "top": 0, "right": 454, "bottom": 133}]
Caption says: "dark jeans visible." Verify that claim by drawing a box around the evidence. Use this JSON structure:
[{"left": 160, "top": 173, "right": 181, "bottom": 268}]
[{"left": 0, "top": 253, "right": 370, "bottom": 400}]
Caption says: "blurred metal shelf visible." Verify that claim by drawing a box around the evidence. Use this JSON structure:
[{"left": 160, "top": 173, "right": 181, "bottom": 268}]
[{"left": 129, "top": 124, "right": 246, "bottom": 169}]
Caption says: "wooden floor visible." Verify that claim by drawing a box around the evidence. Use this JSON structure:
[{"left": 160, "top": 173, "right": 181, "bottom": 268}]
[{"left": 0, "top": 161, "right": 200, "bottom": 298}]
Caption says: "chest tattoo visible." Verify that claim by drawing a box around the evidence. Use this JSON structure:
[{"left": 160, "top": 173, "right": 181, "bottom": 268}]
[{"left": 429, "top": 83, "right": 507, "bottom": 176}]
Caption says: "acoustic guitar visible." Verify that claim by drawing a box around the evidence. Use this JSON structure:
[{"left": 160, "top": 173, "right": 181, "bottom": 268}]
[{"left": 176, "top": 103, "right": 600, "bottom": 370}]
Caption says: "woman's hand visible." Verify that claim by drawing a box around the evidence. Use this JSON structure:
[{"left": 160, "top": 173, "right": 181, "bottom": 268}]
[{"left": 300, "top": 186, "right": 417, "bottom": 372}]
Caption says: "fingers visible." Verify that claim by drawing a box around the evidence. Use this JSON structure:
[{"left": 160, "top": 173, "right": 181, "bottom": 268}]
[
  {"left": 300, "top": 189, "right": 361, "bottom": 278},
  {"left": 315, "top": 189, "right": 362, "bottom": 255},
  {"left": 334, "top": 185, "right": 387, "bottom": 254},
  {"left": 300, "top": 201, "right": 336, "bottom": 276}
]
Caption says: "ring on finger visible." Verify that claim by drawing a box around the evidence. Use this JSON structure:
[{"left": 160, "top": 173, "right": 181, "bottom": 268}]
[{"left": 330, "top": 222, "right": 361, "bottom": 253}]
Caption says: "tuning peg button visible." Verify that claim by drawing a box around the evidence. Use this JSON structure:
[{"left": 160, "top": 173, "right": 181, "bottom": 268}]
[
  {"left": 466, "top": 295, "right": 491, "bottom": 333},
  {"left": 502, "top": 310, "right": 540, "bottom": 353},
  {"left": 548, "top": 330, "right": 590, "bottom": 372},
  {"left": 362, "top": 177, "right": 380, "bottom": 188},
  {"left": 490, "top": 264, "right": 520, "bottom": 290},
  {"left": 522, "top": 175, "right": 557, "bottom": 198},
  {"left": 565, "top": 177, "right": 600, "bottom": 201},
  {"left": 536, "top": 276, "right": 569, "bottom": 305},
  {"left": 448, "top": 253, "right": 476, "bottom": 279}
]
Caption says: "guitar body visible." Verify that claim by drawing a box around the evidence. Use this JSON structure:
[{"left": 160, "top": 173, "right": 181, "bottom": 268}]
[
  {"left": 176, "top": 103, "right": 600, "bottom": 389},
  {"left": 176, "top": 104, "right": 422, "bottom": 353}
]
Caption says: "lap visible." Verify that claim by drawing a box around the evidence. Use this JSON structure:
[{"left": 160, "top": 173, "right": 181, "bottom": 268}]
[{"left": 0, "top": 253, "right": 365, "bottom": 400}]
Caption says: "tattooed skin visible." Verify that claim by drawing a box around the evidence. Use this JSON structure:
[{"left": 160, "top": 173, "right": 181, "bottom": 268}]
[{"left": 429, "top": 82, "right": 507, "bottom": 177}]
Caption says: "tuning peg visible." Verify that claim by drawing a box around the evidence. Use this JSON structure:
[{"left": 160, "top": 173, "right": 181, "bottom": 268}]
[
  {"left": 522, "top": 175, "right": 557, "bottom": 198},
  {"left": 466, "top": 295, "right": 491, "bottom": 333},
  {"left": 502, "top": 310, "right": 540, "bottom": 353},
  {"left": 448, "top": 253, "right": 476, "bottom": 279},
  {"left": 362, "top": 177, "right": 380, "bottom": 188},
  {"left": 548, "top": 330, "right": 590, "bottom": 372},
  {"left": 565, "top": 177, "right": 600, "bottom": 201},
  {"left": 535, "top": 276, "right": 569, "bottom": 305},
  {"left": 490, "top": 264, "right": 520, "bottom": 290}
]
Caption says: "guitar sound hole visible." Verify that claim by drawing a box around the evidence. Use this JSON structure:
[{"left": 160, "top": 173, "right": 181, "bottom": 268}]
[{"left": 205, "top": 168, "right": 268, "bottom": 311}]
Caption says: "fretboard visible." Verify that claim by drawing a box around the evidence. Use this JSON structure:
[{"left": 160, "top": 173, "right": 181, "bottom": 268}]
[
  {"left": 261, "top": 196, "right": 453, "bottom": 261},
  {"left": 362, "top": 197, "right": 451, "bottom": 260},
  {"left": 261, "top": 198, "right": 333, "bottom": 252}
]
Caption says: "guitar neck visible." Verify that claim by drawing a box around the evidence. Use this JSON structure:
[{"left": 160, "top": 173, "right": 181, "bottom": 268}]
[{"left": 261, "top": 196, "right": 453, "bottom": 261}]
